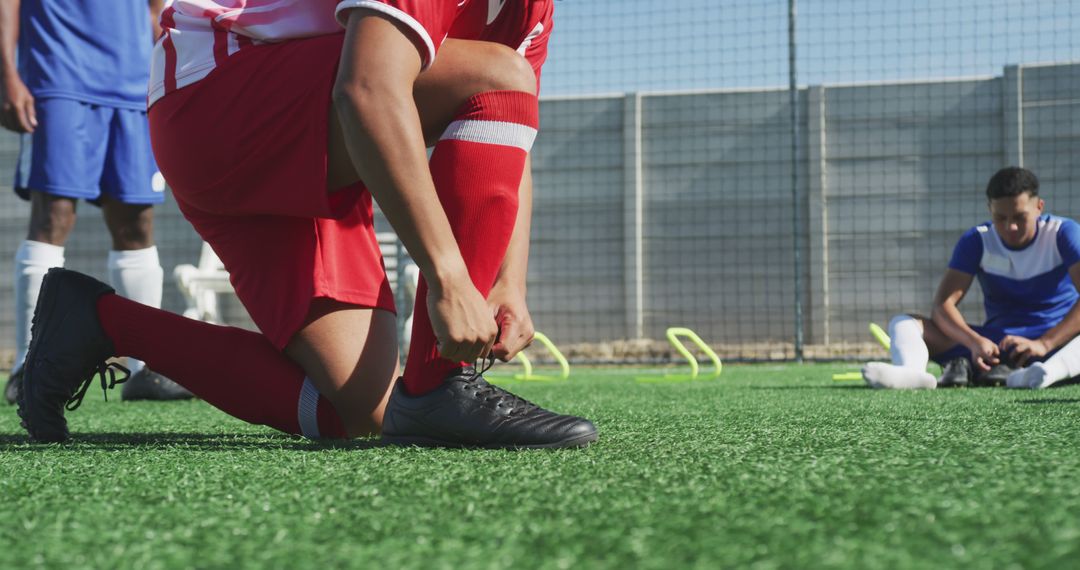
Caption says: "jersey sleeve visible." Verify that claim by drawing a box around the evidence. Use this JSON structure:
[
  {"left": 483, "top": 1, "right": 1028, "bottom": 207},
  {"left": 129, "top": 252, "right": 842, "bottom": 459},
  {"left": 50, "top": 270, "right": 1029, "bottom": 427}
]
[
  {"left": 1057, "top": 219, "right": 1080, "bottom": 268},
  {"left": 518, "top": 0, "right": 554, "bottom": 86},
  {"left": 335, "top": 0, "right": 460, "bottom": 70},
  {"left": 948, "top": 227, "right": 983, "bottom": 275}
]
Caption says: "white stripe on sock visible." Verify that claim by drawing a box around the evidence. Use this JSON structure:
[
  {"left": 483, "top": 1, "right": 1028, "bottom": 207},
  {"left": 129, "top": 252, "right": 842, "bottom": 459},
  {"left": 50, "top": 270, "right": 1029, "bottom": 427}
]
[
  {"left": 297, "top": 378, "right": 321, "bottom": 439},
  {"left": 440, "top": 119, "right": 537, "bottom": 151}
]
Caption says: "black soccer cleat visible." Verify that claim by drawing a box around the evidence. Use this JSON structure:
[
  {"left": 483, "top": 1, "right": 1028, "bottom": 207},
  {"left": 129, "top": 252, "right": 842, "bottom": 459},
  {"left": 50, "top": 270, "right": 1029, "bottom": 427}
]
[
  {"left": 4, "top": 367, "right": 22, "bottom": 405},
  {"left": 17, "top": 268, "right": 128, "bottom": 443},
  {"left": 121, "top": 368, "right": 194, "bottom": 401},
  {"left": 937, "top": 357, "right": 972, "bottom": 388},
  {"left": 973, "top": 353, "right": 1017, "bottom": 387},
  {"left": 382, "top": 366, "right": 598, "bottom": 449}
]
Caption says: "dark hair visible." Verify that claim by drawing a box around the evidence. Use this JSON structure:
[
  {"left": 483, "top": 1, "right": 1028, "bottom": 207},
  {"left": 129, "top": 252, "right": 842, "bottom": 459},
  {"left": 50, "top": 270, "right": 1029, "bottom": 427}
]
[{"left": 986, "top": 167, "right": 1039, "bottom": 200}]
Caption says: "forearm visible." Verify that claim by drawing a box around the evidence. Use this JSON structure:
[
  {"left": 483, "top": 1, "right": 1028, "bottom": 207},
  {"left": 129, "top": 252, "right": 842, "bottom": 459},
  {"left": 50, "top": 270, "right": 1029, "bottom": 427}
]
[
  {"left": 1038, "top": 302, "right": 1080, "bottom": 350},
  {"left": 334, "top": 13, "right": 467, "bottom": 290},
  {"left": 336, "top": 91, "right": 468, "bottom": 287},
  {"left": 0, "top": 0, "right": 20, "bottom": 79},
  {"left": 494, "top": 155, "right": 533, "bottom": 292},
  {"left": 931, "top": 301, "right": 982, "bottom": 348},
  {"left": 149, "top": 0, "right": 163, "bottom": 40}
]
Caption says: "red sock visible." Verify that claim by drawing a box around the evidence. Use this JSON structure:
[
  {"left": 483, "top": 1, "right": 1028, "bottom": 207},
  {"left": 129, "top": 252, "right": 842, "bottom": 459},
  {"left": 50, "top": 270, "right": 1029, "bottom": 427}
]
[
  {"left": 402, "top": 90, "right": 538, "bottom": 395},
  {"left": 96, "top": 294, "right": 347, "bottom": 439}
]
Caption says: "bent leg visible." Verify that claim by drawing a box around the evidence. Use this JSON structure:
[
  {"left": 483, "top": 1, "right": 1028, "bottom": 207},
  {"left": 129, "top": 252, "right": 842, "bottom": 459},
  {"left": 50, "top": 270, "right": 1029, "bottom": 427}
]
[
  {"left": 329, "top": 39, "right": 539, "bottom": 395},
  {"left": 863, "top": 314, "right": 937, "bottom": 389},
  {"left": 97, "top": 293, "right": 350, "bottom": 439},
  {"left": 327, "top": 38, "right": 537, "bottom": 189}
]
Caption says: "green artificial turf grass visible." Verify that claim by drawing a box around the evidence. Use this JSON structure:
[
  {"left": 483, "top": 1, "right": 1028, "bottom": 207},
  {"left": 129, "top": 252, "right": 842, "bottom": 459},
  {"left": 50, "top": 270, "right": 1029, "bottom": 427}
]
[{"left": 1, "top": 363, "right": 1079, "bottom": 569}]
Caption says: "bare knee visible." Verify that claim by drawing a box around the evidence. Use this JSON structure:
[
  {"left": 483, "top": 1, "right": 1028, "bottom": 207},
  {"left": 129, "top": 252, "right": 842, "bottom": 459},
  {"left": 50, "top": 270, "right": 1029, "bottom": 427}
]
[
  {"left": 102, "top": 199, "right": 155, "bottom": 250},
  {"left": 27, "top": 192, "right": 77, "bottom": 245},
  {"left": 415, "top": 41, "right": 537, "bottom": 144},
  {"left": 483, "top": 43, "right": 537, "bottom": 95}
]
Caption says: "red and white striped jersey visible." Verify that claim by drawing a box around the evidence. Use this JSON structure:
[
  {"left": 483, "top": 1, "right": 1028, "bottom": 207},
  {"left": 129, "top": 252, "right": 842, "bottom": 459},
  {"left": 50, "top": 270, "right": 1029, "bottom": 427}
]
[{"left": 149, "top": 0, "right": 553, "bottom": 107}]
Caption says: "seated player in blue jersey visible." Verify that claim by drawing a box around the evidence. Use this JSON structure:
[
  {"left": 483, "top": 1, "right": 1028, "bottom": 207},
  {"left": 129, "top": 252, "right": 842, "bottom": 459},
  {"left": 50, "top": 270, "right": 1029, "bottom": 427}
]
[
  {"left": 863, "top": 167, "right": 1080, "bottom": 390},
  {"left": 0, "top": 0, "right": 190, "bottom": 403}
]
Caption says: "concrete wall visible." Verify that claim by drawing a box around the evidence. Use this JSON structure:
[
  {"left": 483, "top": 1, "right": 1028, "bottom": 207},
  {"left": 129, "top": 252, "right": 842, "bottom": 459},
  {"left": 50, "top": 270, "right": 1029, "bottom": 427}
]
[{"left": 529, "top": 62, "right": 1080, "bottom": 350}]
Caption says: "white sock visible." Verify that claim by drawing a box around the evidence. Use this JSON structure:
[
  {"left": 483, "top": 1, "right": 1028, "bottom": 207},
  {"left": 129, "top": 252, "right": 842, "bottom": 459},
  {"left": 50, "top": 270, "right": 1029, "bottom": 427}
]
[
  {"left": 13, "top": 240, "right": 65, "bottom": 373},
  {"left": 108, "top": 246, "right": 164, "bottom": 375},
  {"left": 862, "top": 362, "right": 937, "bottom": 389},
  {"left": 861, "top": 315, "right": 936, "bottom": 389},
  {"left": 1038, "top": 335, "right": 1080, "bottom": 386},
  {"left": 888, "top": 314, "right": 930, "bottom": 369},
  {"left": 1006, "top": 364, "right": 1049, "bottom": 389}
]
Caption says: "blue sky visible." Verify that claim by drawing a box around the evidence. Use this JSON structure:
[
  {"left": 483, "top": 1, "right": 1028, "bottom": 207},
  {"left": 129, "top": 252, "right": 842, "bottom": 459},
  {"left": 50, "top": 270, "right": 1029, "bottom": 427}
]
[{"left": 540, "top": 0, "right": 1080, "bottom": 96}]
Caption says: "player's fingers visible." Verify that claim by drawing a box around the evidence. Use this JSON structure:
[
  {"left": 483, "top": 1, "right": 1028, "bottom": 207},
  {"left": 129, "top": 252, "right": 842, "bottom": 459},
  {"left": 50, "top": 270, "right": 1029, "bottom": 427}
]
[
  {"left": 492, "top": 322, "right": 518, "bottom": 362},
  {"left": 17, "top": 101, "right": 35, "bottom": 133},
  {"left": 438, "top": 337, "right": 465, "bottom": 362},
  {"left": 479, "top": 334, "right": 495, "bottom": 361},
  {"left": 491, "top": 337, "right": 511, "bottom": 362}
]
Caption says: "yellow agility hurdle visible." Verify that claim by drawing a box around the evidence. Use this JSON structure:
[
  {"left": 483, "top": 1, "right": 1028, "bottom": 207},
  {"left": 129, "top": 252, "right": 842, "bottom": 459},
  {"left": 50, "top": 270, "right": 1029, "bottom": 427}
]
[
  {"left": 511, "top": 332, "right": 570, "bottom": 381},
  {"left": 833, "top": 322, "right": 892, "bottom": 381},
  {"left": 638, "top": 327, "right": 722, "bottom": 383}
]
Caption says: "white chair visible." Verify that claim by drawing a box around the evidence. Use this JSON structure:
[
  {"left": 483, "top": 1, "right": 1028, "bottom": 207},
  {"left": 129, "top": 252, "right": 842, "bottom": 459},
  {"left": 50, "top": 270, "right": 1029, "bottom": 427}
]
[{"left": 173, "top": 242, "right": 231, "bottom": 323}]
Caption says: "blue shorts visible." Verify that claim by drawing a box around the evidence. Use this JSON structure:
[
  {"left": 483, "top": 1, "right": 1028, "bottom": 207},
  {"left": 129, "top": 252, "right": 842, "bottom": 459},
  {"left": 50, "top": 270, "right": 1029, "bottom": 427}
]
[
  {"left": 931, "top": 323, "right": 1059, "bottom": 365},
  {"left": 14, "top": 97, "right": 164, "bottom": 205}
]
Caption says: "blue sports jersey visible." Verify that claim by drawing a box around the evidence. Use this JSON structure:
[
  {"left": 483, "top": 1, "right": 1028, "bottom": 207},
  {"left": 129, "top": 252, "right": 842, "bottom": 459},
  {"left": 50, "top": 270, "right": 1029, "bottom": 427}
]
[
  {"left": 19, "top": 0, "right": 152, "bottom": 110},
  {"left": 949, "top": 214, "right": 1080, "bottom": 331}
]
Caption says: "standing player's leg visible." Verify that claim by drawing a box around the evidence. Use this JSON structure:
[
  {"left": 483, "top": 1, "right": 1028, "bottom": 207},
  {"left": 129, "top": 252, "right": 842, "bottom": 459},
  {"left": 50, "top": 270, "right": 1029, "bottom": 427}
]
[
  {"left": 100, "top": 199, "right": 190, "bottom": 400},
  {"left": 98, "top": 105, "right": 192, "bottom": 401},
  {"left": 6, "top": 97, "right": 104, "bottom": 405},
  {"left": 863, "top": 314, "right": 941, "bottom": 389},
  {"left": 7, "top": 192, "right": 74, "bottom": 404}
]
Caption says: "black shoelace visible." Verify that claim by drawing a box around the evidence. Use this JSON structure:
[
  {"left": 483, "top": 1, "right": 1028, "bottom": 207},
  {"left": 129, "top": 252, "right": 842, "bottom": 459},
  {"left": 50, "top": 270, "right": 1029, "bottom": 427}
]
[
  {"left": 65, "top": 361, "right": 130, "bottom": 411},
  {"left": 468, "top": 355, "right": 538, "bottom": 415}
]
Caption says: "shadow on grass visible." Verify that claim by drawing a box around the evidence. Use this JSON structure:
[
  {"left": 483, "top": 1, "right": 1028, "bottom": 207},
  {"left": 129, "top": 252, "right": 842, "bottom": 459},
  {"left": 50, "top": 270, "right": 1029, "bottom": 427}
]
[
  {"left": 0, "top": 431, "right": 385, "bottom": 451},
  {"left": 750, "top": 385, "right": 867, "bottom": 391},
  {"left": 1018, "top": 398, "right": 1080, "bottom": 405}
]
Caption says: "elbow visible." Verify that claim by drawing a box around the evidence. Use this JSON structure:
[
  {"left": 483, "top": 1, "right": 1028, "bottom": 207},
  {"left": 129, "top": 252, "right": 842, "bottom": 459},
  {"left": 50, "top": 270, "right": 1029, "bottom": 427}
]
[
  {"left": 332, "top": 78, "right": 409, "bottom": 129},
  {"left": 331, "top": 80, "right": 369, "bottom": 118},
  {"left": 929, "top": 304, "right": 946, "bottom": 325}
]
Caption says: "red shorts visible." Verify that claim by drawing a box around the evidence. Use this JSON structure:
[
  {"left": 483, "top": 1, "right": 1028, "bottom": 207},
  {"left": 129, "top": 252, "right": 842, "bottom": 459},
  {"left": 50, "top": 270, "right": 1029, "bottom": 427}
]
[{"left": 149, "top": 33, "right": 395, "bottom": 350}]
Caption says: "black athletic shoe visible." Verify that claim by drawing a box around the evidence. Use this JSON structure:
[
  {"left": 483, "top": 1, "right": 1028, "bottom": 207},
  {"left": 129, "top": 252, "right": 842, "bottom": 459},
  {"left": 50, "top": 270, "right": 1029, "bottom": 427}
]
[
  {"left": 937, "top": 357, "right": 972, "bottom": 388},
  {"left": 121, "top": 368, "right": 194, "bottom": 401},
  {"left": 17, "top": 268, "right": 128, "bottom": 443},
  {"left": 4, "top": 367, "right": 22, "bottom": 405},
  {"left": 973, "top": 353, "right": 1017, "bottom": 387},
  {"left": 382, "top": 366, "right": 598, "bottom": 449}
]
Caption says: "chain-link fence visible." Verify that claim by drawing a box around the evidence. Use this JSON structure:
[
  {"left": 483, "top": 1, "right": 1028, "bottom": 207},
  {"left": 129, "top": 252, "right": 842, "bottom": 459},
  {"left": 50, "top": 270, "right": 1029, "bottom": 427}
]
[{"left": 0, "top": 0, "right": 1077, "bottom": 365}]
